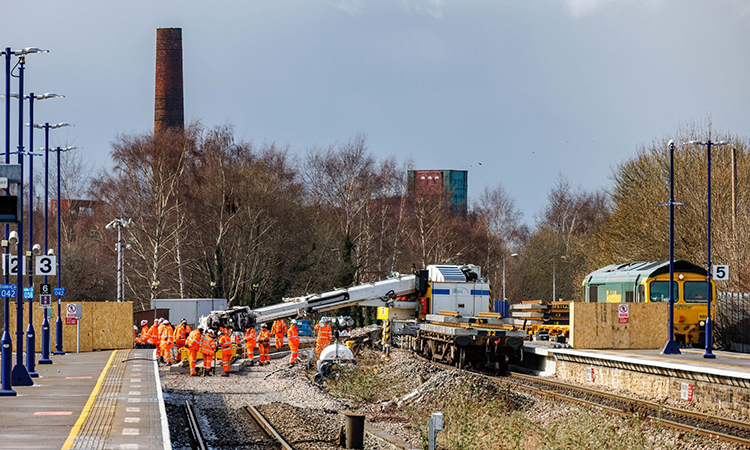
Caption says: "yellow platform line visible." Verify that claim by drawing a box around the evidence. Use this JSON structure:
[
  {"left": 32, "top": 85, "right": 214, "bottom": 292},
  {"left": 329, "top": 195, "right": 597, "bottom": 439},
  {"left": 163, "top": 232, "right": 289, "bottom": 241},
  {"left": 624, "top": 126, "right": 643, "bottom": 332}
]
[{"left": 61, "top": 350, "right": 118, "bottom": 450}]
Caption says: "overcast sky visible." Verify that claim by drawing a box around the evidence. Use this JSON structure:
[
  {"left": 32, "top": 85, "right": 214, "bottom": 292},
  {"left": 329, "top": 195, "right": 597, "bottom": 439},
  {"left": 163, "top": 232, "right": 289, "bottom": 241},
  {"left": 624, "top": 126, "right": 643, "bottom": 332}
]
[{"left": 3, "top": 0, "right": 750, "bottom": 226}]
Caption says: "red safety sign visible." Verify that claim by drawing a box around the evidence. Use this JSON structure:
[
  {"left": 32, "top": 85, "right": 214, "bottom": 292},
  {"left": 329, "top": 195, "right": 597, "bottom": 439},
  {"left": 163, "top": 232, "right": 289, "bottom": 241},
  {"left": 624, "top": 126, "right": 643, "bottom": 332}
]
[
  {"left": 618, "top": 304, "right": 629, "bottom": 323},
  {"left": 65, "top": 317, "right": 78, "bottom": 325}
]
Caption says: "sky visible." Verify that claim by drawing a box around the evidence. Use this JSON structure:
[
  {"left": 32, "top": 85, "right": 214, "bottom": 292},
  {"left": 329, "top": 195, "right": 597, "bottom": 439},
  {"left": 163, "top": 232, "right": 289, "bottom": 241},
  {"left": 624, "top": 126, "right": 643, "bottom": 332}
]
[{"left": 2, "top": 0, "right": 750, "bottom": 226}]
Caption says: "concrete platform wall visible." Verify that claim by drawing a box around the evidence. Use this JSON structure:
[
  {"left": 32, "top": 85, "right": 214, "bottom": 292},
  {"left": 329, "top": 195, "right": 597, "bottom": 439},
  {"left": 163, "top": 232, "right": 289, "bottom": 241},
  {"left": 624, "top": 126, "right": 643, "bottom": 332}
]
[
  {"left": 570, "top": 302, "right": 668, "bottom": 349},
  {"left": 556, "top": 359, "right": 750, "bottom": 418}
]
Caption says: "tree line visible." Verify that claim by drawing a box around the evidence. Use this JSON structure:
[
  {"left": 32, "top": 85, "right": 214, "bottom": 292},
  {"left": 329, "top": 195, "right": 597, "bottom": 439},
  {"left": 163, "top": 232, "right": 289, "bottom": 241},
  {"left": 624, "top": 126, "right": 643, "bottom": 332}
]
[{"left": 33, "top": 122, "right": 750, "bottom": 321}]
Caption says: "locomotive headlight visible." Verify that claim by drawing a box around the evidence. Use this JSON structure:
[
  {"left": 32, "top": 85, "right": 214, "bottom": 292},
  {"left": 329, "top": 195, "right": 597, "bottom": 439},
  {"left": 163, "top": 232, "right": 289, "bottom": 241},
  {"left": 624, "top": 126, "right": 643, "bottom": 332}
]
[
  {"left": 699, "top": 320, "right": 706, "bottom": 327},
  {"left": 678, "top": 316, "right": 685, "bottom": 323},
  {"left": 678, "top": 274, "right": 684, "bottom": 280}
]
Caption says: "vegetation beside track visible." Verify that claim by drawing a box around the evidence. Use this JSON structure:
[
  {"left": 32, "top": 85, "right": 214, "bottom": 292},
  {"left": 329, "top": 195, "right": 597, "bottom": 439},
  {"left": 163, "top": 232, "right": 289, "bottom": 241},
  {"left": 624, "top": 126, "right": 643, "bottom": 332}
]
[{"left": 325, "top": 349, "right": 733, "bottom": 450}]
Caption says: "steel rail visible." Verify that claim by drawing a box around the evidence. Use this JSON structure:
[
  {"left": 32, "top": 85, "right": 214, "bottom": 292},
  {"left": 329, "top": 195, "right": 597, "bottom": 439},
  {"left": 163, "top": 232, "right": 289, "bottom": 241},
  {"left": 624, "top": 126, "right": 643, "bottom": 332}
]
[
  {"left": 242, "top": 405, "right": 295, "bottom": 450},
  {"left": 506, "top": 372, "right": 750, "bottom": 448},
  {"left": 183, "top": 400, "right": 208, "bottom": 450},
  {"left": 419, "top": 354, "right": 750, "bottom": 447}
]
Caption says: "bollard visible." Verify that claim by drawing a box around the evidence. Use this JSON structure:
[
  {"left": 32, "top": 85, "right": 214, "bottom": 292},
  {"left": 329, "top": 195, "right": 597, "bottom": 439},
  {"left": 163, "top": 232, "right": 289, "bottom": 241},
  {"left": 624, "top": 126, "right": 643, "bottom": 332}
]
[
  {"left": 344, "top": 413, "right": 365, "bottom": 449},
  {"left": 428, "top": 412, "right": 444, "bottom": 450}
]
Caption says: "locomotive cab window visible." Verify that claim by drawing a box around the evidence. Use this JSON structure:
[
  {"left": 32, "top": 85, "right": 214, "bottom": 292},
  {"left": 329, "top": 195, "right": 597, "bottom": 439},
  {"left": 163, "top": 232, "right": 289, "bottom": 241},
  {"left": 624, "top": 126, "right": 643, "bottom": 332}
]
[
  {"left": 649, "top": 281, "right": 671, "bottom": 302},
  {"left": 684, "top": 281, "right": 710, "bottom": 303}
]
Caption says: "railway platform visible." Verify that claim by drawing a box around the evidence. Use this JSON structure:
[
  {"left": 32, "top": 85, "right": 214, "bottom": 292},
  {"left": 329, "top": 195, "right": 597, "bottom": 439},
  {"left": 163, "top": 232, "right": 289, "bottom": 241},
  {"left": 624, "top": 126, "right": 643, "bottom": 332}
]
[
  {"left": 521, "top": 343, "right": 750, "bottom": 417},
  {"left": 0, "top": 348, "right": 169, "bottom": 450}
]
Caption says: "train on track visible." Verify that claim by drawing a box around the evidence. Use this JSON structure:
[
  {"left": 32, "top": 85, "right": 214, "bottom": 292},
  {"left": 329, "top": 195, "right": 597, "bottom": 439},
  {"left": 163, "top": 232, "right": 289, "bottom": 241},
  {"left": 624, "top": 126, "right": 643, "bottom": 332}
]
[
  {"left": 582, "top": 260, "right": 716, "bottom": 346},
  {"left": 201, "top": 263, "right": 526, "bottom": 373}
]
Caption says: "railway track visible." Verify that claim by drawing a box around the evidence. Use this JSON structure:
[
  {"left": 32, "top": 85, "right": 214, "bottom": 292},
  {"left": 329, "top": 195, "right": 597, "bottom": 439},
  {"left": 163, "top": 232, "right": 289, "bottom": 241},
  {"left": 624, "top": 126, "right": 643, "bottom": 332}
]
[
  {"left": 422, "top": 356, "right": 750, "bottom": 447},
  {"left": 182, "top": 399, "right": 292, "bottom": 450},
  {"left": 505, "top": 372, "right": 750, "bottom": 448}
]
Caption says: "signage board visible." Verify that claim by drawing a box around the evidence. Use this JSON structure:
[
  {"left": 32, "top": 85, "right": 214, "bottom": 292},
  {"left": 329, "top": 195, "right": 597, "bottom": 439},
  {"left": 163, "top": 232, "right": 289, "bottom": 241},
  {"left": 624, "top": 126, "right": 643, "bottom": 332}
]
[
  {"left": 40, "top": 295, "right": 51, "bottom": 307},
  {"left": 65, "top": 317, "right": 77, "bottom": 326},
  {"left": 66, "top": 303, "right": 80, "bottom": 319},
  {"left": 618, "top": 303, "right": 629, "bottom": 324},
  {"left": 35, "top": 256, "right": 56, "bottom": 276},
  {"left": 0, "top": 283, "right": 16, "bottom": 298},
  {"left": 23, "top": 287, "right": 33, "bottom": 299},
  {"left": 54, "top": 287, "right": 65, "bottom": 297},
  {"left": 713, "top": 265, "right": 729, "bottom": 281}
]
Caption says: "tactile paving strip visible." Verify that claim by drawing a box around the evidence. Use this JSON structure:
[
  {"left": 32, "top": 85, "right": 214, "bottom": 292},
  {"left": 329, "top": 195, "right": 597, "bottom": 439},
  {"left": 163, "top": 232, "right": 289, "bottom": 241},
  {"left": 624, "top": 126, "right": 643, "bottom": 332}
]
[{"left": 68, "top": 349, "right": 131, "bottom": 450}]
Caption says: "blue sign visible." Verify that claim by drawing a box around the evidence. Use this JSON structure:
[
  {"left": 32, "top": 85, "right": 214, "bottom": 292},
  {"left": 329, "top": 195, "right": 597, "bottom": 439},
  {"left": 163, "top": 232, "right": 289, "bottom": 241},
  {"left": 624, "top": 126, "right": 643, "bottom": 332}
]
[
  {"left": 0, "top": 283, "right": 16, "bottom": 298},
  {"left": 23, "top": 287, "right": 34, "bottom": 299},
  {"left": 54, "top": 287, "right": 65, "bottom": 297}
]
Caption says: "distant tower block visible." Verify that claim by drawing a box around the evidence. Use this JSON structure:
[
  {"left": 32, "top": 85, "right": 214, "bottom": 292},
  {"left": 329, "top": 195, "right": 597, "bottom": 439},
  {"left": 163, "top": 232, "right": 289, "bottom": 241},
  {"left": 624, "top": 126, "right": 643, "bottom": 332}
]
[{"left": 154, "top": 28, "right": 184, "bottom": 133}]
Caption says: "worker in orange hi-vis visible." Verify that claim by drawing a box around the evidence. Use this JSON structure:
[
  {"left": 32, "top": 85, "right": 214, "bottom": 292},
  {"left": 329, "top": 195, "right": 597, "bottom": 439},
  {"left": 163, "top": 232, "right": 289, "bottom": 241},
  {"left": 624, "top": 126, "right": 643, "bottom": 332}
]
[
  {"left": 160, "top": 320, "right": 175, "bottom": 364},
  {"left": 217, "top": 330, "right": 233, "bottom": 377},
  {"left": 271, "top": 319, "right": 287, "bottom": 349},
  {"left": 315, "top": 320, "right": 332, "bottom": 357},
  {"left": 200, "top": 329, "right": 217, "bottom": 376},
  {"left": 245, "top": 327, "right": 257, "bottom": 366},
  {"left": 185, "top": 326, "right": 203, "bottom": 376},
  {"left": 173, "top": 319, "right": 190, "bottom": 362},
  {"left": 258, "top": 323, "right": 271, "bottom": 366},
  {"left": 287, "top": 319, "right": 300, "bottom": 366},
  {"left": 136, "top": 320, "right": 150, "bottom": 345},
  {"left": 149, "top": 318, "right": 161, "bottom": 350}
]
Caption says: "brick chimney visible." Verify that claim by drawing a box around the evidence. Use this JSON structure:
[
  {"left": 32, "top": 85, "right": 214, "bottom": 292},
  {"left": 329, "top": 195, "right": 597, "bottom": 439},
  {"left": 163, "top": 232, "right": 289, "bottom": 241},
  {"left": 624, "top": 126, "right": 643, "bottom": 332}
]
[{"left": 154, "top": 28, "right": 184, "bottom": 133}]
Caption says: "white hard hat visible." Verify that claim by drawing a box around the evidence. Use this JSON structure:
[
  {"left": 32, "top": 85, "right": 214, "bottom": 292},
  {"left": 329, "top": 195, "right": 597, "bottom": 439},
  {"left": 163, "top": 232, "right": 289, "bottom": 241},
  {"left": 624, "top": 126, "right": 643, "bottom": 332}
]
[
  {"left": 140, "top": 320, "right": 147, "bottom": 325},
  {"left": 208, "top": 329, "right": 215, "bottom": 335},
  {"left": 164, "top": 320, "right": 170, "bottom": 325},
  {"left": 261, "top": 323, "right": 267, "bottom": 328},
  {"left": 290, "top": 319, "right": 297, "bottom": 325},
  {"left": 134, "top": 325, "right": 138, "bottom": 330}
]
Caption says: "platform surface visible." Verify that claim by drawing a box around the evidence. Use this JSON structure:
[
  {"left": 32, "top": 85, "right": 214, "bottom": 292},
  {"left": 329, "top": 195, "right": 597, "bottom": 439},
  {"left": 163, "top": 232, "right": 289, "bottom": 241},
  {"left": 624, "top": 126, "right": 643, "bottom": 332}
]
[
  {"left": 0, "top": 348, "right": 169, "bottom": 450},
  {"left": 549, "top": 347, "right": 750, "bottom": 380}
]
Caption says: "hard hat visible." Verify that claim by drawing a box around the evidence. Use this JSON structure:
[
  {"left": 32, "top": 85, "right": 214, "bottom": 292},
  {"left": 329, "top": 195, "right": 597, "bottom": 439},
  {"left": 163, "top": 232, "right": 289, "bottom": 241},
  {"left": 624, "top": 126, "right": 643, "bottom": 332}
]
[
  {"left": 217, "top": 330, "right": 224, "bottom": 335},
  {"left": 181, "top": 318, "right": 187, "bottom": 323},
  {"left": 261, "top": 323, "right": 267, "bottom": 328},
  {"left": 208, "top": 329, "right": 215, "bottom": 335},
  {"left": 164, "top": 320, "right": 170, "bottom": 325},
  {"left": 197, "top": 325, "right": 205, "bottom": 331},
  {"left": 290, "top": 319, "right": 297, "bottom": 325},
  {"left": 134, "top": 325, "right": 138, "bottom": 330},
  {"left": 140, "top": 320, "right": 147, "bottom": 325}
]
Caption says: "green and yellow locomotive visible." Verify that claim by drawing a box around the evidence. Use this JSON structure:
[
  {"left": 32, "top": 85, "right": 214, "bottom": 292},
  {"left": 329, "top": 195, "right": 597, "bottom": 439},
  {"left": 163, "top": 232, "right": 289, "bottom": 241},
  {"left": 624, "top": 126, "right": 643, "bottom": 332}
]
[{"left": 583, "top": 260, "right": 716, "bottom": 346}]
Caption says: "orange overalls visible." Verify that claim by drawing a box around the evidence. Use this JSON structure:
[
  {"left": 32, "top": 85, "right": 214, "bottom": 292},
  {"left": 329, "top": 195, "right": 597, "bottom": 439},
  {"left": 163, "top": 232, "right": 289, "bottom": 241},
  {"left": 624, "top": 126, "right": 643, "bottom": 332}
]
[
  {"left": 316, "top": 323, "right": 331, "bottom": 357},
  {"left": 272, "top": 320, "right": 287, "bottom": 349},
  {"left": 258, "top": 328, "right": 271, "bottom": 365},
  {"left": 245, "top": 328, "right": 257, "bottom": 363},
  {"left": 161, "top": 325, "right": 175, "bottom": 364},
  {"left": 185, "top": 329, "right": 202, "bottom": 376},
  {"left": 155, "top": 322, "right": 166, "bottom": 358},
  {"left": 218, "top": 334, "right": 232, "bottom": 375},
  {"left": 148, "top": 323, "right": 160, "bottom": 348},
  {"left": 137, "top": 324, "right": 150, "bottom": 344},
  {"left": 200, "top": 334, "right": 217, "bottom": 373},
  {"left": 287, "top": 324, "right": 299, "bottom": 364},
  {"left": 174, "top": 324, "right": 190, "bottom": 361}
]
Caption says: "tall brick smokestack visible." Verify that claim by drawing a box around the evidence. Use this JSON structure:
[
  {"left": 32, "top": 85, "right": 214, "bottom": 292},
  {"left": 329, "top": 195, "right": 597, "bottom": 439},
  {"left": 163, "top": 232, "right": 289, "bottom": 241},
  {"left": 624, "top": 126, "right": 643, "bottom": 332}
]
[{"left": 154, "top": 28, "right": 184, "bottom": 133}]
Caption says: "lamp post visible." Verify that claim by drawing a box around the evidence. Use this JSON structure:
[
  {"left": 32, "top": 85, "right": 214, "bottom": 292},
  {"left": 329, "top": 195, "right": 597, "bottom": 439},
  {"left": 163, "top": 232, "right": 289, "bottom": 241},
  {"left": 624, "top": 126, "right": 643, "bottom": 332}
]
[
  {"left": 18, "top": 94, "right": 63, "bottom": 375},
  {"left": 33, "top": 121, "right": 70, "bottom": 364},
  {"left": 8, "top": 47, "right": 48, "bottom": 387},
  {"left": 660, "top": 140, "right": 682, "bottom": 355},
  {"left": 1, "top": 46, "right": 15, "bottom": 396},
  {"left": 686, "top": 138, "right": 728, "bottom": 359},
  {"left": 105, "top": 218, "right": 132, "bottom": 302},
  {"left": 502, "top": 252, "right": 518, "bottom": 302},
  {"left": 552, "top": 255, "right": 567, "bottom": 303},
  {"left": 51, "top": 145, "right": 78, "bottom": 355}
]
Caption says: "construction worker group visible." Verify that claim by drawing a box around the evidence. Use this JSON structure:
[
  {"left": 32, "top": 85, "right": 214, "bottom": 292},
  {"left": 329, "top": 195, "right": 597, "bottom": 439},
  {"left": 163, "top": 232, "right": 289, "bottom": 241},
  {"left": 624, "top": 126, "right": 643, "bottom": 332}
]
[{"left": 134, "top": 317, "right": 322, "bottom": 377}]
